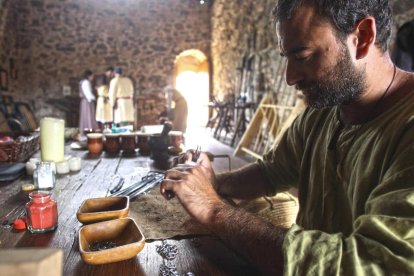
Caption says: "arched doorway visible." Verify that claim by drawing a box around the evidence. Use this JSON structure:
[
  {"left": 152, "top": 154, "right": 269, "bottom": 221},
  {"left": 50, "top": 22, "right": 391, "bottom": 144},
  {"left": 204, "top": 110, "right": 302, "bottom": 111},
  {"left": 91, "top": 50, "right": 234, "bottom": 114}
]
[{"left": 174, "top": 49, "right": 209, "bottom": 128}]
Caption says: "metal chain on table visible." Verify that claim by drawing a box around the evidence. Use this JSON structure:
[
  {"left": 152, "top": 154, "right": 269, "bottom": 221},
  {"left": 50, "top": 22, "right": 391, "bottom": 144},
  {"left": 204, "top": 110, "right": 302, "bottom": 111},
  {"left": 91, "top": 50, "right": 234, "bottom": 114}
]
[{"left": 156, "top": 240, "right": 195, "bottom": 276}]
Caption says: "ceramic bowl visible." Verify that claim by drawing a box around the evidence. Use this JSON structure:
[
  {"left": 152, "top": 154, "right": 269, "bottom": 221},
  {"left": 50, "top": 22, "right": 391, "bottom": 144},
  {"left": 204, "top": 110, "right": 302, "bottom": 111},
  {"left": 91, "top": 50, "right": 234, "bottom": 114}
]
[
  {"left": 79, "top": 218, "right": 145, "bottom": 265},
  {"left": 76, "top": 196, "right": 129, "bottom": 224}
]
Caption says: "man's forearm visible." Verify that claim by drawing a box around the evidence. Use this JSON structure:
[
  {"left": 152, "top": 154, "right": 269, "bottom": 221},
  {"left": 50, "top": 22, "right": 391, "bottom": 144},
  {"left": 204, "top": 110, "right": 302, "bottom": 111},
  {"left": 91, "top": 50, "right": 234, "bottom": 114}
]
[
  {"left": 209, "top": 201, "right": 287, "bottom": 275},
  {"left": 216, "top": 163, "right": 270, "bottom": 199}
]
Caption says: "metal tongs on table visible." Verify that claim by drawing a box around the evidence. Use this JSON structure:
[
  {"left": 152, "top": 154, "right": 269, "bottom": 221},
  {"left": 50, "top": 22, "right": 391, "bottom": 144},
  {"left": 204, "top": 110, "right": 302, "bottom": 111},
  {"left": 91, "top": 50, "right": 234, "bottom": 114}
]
[{"left": 110, "top": 171, "right": 164, "bottom": 199}]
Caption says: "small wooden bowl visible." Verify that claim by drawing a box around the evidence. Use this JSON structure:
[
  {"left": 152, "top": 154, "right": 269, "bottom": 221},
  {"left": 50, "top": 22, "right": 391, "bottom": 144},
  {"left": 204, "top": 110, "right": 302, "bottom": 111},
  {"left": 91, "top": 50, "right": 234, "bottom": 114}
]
[
  {"left": 79, "top": 218, "right": 145, "bottom": 265},
  {"left": 76, "top": 196, "right": 129, "bottom": 224}
]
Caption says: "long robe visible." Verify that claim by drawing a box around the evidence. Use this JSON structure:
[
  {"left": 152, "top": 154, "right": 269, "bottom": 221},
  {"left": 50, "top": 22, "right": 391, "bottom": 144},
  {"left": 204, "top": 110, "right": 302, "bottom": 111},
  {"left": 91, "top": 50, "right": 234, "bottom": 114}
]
[
  {"left": 79, "top": 80, "right": 98, "bottom": 134},
  {"left": 108, "top": 76, "right": 134, "bottom": 124},
  {"left": 95, "top": 84, "right": 113, "bottom": 123}
]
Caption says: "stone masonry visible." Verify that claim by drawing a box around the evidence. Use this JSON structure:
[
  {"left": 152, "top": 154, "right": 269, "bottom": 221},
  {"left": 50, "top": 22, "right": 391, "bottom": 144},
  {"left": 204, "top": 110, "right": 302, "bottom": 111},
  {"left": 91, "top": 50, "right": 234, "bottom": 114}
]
[
  {"left": 0, "top": 0, "right": 413, "bottom": 126},
  {"left": 211, "top": 0, "right": 414, "bottom": 101},
  {"left": 0, "top": 0, "right": 211, "bottom": 125}
]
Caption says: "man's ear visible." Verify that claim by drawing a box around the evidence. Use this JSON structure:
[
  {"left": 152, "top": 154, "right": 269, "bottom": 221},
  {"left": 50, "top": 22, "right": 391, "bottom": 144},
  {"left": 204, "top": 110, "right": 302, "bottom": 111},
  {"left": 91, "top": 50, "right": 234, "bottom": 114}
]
[{"left": 353, "top": 16, "right": 377, "bottom": 59}]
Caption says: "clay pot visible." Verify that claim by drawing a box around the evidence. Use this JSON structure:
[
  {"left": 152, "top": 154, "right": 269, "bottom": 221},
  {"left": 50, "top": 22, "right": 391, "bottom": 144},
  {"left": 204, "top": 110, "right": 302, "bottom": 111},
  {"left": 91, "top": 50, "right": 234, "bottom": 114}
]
[
  {"left": 87, "top": 133, "right": 103, "bottom": 154},
  {"left": 121, "top": 133, "right": 136, "bottom": 154},
  {"left": 104, "top": 134, "right": 120, "bottom": 154}
]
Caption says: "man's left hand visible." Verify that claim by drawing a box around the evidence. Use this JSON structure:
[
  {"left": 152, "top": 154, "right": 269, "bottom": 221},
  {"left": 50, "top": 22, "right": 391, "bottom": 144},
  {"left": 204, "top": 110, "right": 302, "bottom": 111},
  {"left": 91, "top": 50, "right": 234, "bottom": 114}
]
[{"left": 161, "top": 163, "right": 224, "bottom": 225}]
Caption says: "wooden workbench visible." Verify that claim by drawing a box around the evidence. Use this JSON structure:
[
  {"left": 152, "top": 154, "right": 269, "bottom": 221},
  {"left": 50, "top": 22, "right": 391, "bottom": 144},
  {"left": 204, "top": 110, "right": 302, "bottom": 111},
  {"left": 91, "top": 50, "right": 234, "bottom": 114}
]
[{"left": 0, "top": 146, "right": 259, "bottom": 275}]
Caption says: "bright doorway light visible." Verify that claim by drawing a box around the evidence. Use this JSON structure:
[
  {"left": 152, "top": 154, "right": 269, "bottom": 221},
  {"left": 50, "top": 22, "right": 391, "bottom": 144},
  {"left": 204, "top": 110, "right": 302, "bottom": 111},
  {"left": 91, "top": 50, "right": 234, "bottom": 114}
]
[
  {"left": 176, "top": 70, "right": 209, "bottom": 128},
  {"left": 174, "top": 49, "right": 209, "bottom": 129}
]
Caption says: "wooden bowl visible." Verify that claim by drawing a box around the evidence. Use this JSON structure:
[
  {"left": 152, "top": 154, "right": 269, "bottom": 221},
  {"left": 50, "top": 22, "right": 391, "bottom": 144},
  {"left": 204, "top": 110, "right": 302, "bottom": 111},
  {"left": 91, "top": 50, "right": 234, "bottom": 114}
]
[
  {"left": 76, "top": 196, "right": 129, "bottom": 224},
  {"left": 79, "top": 218, "right": 145, "bottom": 265}
]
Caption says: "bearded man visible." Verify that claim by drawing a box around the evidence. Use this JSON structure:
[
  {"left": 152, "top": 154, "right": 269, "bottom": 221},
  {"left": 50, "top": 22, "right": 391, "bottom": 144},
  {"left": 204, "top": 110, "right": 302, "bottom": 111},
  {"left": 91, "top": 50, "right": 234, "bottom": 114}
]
[{"left": 161, "top": 0, "right": 414, "bottom": 275}]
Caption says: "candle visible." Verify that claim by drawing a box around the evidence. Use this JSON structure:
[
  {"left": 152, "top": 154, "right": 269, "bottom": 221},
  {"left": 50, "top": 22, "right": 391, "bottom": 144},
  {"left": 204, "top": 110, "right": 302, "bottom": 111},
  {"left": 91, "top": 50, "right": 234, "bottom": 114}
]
[
  {"left": 29, "top": 158, "right": 40, "bottom": 164},
  {"left": 56, "top": 161, "right": 70, "bottom": 174},
  {"left": 26, "top": 158, "right": 40, "bottom": 175},
  {"left": 68, "top": 157, "right": 81, "bottom": 171},
  {"left": 40, "top": 117, "right": 65, "bottom": 163},
  {"left": 25, "top": 161, "right": 37, "bottom": 175}
]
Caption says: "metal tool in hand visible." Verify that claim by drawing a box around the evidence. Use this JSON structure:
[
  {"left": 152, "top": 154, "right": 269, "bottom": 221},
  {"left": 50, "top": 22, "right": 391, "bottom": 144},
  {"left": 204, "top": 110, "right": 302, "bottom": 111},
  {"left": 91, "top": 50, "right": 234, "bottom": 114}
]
[
  {"left": 164, "top": 146, "right": 202, "bottom": 200},
  {"left": 191, "top": 147, "right": 232, "bottom": 171},
  {"left": 191, "top": 146, "right": 201, "bottom": 163}
]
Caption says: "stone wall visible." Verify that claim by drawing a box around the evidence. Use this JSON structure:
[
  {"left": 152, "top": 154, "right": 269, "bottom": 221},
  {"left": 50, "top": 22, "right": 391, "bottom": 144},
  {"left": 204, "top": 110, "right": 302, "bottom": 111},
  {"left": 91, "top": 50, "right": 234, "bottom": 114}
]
[
  {"left": 0, "top": 0, "right": 18, "bottom": 89},
  {"left": 211, "top": 0, "right": 280, "bottom": 101},
  {"left": 0, "top": 0, "right": 211, "bottom": 125},
  {"left": 1, "top": 0, "right": 413, "bottom": 126},
  {"left": 211, "top": 0, "right": 414, "bottom": 102}
]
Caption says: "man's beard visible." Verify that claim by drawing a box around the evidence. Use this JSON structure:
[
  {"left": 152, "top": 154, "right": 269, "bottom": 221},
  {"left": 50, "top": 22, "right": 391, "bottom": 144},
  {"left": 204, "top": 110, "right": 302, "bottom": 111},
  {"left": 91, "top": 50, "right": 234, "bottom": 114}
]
[{"left": 296, "top": 46, "right": 366, "bottom": 109}]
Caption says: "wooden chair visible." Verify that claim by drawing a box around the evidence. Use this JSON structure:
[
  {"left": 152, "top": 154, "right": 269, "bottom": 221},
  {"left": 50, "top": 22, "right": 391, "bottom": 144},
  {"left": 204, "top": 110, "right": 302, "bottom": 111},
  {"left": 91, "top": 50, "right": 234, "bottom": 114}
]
[
  {"left": 234, "top": 95, "right": 305, "bottom": 159},
  {"left": 213, "top": 98, "right": 235, "bottom": 143}
]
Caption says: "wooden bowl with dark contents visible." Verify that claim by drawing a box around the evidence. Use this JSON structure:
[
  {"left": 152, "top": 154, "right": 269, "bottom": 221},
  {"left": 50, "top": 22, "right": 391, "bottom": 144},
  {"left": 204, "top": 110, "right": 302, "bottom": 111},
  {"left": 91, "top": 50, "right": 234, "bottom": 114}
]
[{"left": 79, "top": 218, "right": 145, "bottom": 265}]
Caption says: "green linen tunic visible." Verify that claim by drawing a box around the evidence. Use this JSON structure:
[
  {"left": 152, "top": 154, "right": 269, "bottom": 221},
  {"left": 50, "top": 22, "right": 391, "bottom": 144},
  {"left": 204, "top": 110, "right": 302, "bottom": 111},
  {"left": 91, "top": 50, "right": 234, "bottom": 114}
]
[{"left": 258, "top": 92, "right": 414, "bottom": 275}]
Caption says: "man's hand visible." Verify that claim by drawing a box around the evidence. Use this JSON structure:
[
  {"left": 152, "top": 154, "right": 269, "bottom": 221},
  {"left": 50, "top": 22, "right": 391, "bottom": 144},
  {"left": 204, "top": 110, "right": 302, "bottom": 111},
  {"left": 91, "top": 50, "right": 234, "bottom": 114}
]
[
  {"left": 160, "top": 160, "right": 286, "bottom": 275},
  {"left": 161, "top": 163, "right": 223, "bottom": 225},
  {"left": 172, "top": 151, "right": 217, "bottom": 189}
]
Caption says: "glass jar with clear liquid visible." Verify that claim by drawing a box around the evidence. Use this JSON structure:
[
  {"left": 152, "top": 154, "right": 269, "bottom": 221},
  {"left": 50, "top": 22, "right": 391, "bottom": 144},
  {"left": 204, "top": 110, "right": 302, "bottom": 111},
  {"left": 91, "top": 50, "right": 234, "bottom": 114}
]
[{"left": 33, "top": 162, "right": 56, "bottom": 190}]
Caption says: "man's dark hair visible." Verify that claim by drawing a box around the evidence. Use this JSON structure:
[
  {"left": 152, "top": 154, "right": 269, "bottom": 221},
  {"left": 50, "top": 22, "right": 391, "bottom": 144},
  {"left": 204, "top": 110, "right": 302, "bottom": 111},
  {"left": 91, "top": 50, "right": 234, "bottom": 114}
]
[
  {"left": 273, "top": 0, "right": 392, "bottom": 52},
  {"left": 82, "top": 69, "right": 93, "bottom": 80},
  {"left": 106, "top": 66, "right": 114, "bottom": 72},
  {"left": 95, "top": 74, "right": 107, "bottom": 87}
]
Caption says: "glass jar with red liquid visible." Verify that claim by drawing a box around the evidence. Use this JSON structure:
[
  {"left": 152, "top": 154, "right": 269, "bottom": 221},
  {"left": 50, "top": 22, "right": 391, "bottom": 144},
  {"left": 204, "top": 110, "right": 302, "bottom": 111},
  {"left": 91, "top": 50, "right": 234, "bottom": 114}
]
[{"left": 25, "top": 191, "right": 58, "bottom": 233}]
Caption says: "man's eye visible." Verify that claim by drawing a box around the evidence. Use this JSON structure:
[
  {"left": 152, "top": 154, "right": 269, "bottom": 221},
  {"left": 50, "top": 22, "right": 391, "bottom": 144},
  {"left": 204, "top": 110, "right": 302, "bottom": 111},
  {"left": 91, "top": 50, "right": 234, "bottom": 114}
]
[{"left": 295, "top": 55, "right": 310, "bottom": 61}]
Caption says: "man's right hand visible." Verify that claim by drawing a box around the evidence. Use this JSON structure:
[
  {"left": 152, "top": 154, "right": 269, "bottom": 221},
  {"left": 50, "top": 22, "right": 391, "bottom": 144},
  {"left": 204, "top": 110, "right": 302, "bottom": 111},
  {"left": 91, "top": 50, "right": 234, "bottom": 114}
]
[{"left": 172, "top": 151, "right": 217, "bottom": 189}]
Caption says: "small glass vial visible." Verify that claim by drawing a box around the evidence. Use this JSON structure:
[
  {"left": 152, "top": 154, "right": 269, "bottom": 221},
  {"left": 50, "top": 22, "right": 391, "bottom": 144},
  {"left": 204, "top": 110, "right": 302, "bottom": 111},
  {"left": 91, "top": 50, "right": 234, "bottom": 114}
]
[
  {"left": 33, "top": 162, "right": 56, "bottom": 189},
  {"left": 25, "top": 191, "right": 58, "bottom": 233}
]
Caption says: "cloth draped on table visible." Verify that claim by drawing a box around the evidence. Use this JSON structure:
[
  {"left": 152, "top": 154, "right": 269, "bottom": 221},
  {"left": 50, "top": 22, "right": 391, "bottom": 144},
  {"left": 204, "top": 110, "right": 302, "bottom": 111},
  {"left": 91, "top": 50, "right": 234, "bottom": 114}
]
[{"left": 129, "top": 189, "right": 298, "bottom": 241}]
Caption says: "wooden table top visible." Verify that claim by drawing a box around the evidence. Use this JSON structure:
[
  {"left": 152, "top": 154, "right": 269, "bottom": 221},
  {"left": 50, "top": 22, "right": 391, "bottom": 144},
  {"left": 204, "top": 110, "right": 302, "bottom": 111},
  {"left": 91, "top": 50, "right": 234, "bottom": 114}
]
[{"left": 0, "top": 146, "right": 259, "bottom": 275}]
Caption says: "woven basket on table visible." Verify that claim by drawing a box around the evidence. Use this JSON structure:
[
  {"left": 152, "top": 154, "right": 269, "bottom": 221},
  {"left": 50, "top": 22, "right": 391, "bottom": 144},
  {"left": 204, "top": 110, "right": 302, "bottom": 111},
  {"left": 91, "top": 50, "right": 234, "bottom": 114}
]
[
  {"left": 238, "top": 192, "right": 299, "bottom": 228},
  {"left": 0, "top": 132, "right": 40, "bottom": 163}
]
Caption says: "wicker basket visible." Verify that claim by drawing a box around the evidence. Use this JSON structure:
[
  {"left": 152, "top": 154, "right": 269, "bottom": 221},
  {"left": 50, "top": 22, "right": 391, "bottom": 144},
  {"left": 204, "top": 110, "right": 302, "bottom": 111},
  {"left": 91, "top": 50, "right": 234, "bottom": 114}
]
[
  {"left": 0, "top": 132, "right": 40, "bottom": 163},
  {"left": 238, "top": 192, "right": 299, "bottom": 228}
]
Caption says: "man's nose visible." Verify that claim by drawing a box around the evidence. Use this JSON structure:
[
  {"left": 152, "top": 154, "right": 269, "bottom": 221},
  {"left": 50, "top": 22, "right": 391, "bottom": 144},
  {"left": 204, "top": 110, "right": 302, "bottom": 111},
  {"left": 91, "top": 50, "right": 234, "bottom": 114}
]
[{"left": 285, "top": 60, "right": 303, "bottom": 86}]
